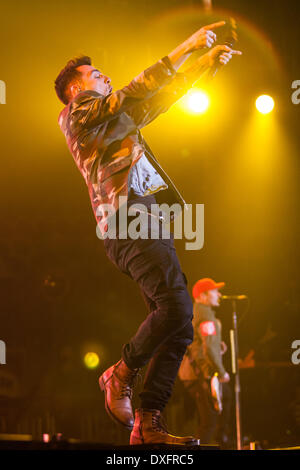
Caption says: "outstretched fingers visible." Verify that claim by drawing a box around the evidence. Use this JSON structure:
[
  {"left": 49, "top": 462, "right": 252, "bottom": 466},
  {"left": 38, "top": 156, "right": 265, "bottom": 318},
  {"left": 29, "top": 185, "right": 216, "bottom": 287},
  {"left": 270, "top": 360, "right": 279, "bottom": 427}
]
[
  {"left": 206, "top": 30, "right": 217, "bottom": 42},
  {"left": 219, "top": 49, "right": 242, "bottom": 64},
  {"left": 205, "top": 31, "right": 217, "bottom": 48},
  {"left": 203, "top": 21, "right": 226, "bottom": 30}
]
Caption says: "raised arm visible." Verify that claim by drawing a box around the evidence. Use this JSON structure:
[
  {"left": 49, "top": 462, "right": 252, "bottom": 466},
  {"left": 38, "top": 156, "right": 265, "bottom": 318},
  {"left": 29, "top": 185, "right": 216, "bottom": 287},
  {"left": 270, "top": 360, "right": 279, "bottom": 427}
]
[
  {"left": 69, "top": 21, "right": 228, "bottom": 131},
  {"left": 69, "top": 58, "right": 176, "bottom": 131},
  {"left": 184, "top": 44, "right": 242, "bottom": 86},
  {"left": 167, "top": 21, "right": 226, "bottom": 71},
  {"left": 127, "top": 44, "right": 242, "bottom": 129}
]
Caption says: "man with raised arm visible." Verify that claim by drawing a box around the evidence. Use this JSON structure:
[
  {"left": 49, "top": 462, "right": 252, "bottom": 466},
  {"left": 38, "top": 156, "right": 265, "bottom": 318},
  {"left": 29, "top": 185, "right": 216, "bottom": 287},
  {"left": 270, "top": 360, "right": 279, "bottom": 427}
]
[{"left": 55, "top": 21, "right": 241, "bottom": 445}]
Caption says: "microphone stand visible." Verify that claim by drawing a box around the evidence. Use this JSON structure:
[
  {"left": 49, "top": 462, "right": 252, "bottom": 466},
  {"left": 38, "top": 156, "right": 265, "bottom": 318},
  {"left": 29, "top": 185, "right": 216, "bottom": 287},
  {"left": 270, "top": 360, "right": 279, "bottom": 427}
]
[{"left": 229, "top": 300, "right": 242, "bottom": 450}]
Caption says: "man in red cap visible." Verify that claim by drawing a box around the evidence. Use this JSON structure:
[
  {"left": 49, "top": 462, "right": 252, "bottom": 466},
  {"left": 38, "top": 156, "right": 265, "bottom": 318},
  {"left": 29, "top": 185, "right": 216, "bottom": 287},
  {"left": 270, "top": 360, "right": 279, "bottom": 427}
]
[{"left": 178, "top": 278, "right": 230, "bottom": 444}]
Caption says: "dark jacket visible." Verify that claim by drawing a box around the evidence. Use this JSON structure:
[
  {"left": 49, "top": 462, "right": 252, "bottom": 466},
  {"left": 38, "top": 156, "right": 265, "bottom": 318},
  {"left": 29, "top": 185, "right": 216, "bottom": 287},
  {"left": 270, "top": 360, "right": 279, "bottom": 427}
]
[
  {"left": 58, "top": 57, "right": 190, "bottom": 235},
  {"left": 179, "top": 303, "right": 226, "bottom": 381}
]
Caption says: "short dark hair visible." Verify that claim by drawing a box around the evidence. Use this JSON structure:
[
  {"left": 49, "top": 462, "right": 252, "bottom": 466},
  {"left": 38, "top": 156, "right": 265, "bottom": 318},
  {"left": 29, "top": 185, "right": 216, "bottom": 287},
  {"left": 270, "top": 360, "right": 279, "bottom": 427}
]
[{"left": 55, "top": 56, "right": 92, "bottom": 105}]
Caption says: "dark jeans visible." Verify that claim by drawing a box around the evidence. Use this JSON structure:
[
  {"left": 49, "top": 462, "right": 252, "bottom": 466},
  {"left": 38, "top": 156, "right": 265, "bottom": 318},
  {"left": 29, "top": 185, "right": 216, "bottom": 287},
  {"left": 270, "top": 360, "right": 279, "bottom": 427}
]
[
  {"left": 184, "top": 379, "right": 232, "bottom": 445},
  {"left": 103, "top": 194, "right": 193, "bottom": 411},
  {"left": 184, "top": 379, "right": 219, "bottom": 443}
]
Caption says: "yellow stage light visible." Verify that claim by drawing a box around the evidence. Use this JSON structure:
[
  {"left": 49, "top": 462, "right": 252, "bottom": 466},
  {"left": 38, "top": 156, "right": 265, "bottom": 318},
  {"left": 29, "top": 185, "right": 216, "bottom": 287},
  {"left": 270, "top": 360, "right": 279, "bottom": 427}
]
[
  {"left": 256, "top": 95, "right": 274, "bottom": 114},
  {"left": 187, "top": 91, "right": 210, "bottom": 113},
  {"left": 84, "top": 352, "right": 100, "bottom": 369}
]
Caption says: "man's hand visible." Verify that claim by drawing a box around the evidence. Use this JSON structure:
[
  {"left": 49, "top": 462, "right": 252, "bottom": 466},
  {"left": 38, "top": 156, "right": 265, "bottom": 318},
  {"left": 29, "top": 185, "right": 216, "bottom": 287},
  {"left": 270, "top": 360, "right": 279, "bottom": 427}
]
[
  {"left": 186, "top": 21, "right": 226, "bottom": 52},
  {"left": 183, "top": 43, "right": 241, "bottom": 86},
  {"left": 167, "top": 21, "right": 225, "bottom": 71},
  {"left": 207, "top": 44, "right": 242, "bottom": 68},
  {"left": 219, "top": 372, "right": 230, "bottom": 383}
]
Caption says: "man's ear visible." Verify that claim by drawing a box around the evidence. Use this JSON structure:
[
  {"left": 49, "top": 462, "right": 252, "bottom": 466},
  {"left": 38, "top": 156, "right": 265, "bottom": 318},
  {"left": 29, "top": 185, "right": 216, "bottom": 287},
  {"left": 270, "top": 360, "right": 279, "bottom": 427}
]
[
  {"left": 199, "top": 292, "right": 208, "bottom": 304},
  {"left": 70, "top": 82, "right": 82, "bottom": 99}
]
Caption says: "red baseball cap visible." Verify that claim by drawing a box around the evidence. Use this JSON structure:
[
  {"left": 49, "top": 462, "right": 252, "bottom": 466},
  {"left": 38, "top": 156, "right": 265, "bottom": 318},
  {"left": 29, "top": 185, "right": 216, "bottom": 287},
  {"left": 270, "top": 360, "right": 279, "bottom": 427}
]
[{"left": 192, "top": 278, "right": 225, "bottom": 299}]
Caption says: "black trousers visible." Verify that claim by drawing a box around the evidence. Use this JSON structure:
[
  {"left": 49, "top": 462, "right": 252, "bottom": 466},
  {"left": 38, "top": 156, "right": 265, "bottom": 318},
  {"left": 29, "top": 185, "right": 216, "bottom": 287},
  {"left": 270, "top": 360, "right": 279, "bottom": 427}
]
[
  {"left": 103, "top": 194, "right": 193, "bottom": 411},
  {"left": 184, "top": 379, "right": 232, "bottom": 445},
  {"left": 184, "top": 379, "right": 219, "bottom": 443}
]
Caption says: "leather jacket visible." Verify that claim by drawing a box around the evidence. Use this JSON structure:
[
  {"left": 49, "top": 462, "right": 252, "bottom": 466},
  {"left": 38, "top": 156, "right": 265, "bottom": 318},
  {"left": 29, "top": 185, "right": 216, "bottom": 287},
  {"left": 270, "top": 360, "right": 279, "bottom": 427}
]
[{"left": 58, "top": 57, "right": 189, "bottom": 235}]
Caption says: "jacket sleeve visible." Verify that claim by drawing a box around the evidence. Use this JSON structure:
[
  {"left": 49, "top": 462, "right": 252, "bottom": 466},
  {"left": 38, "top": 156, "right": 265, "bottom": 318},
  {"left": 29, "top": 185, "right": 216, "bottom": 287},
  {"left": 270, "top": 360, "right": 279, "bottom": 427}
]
[
  {"left": 68, "top": 58, "right": 176, "bottom": 132},
  {"left": 198, "top": 321, "right": 226, "bottom": 378},
  {"left": 126, "top": 73, "right": 190, "bottom": 129}
]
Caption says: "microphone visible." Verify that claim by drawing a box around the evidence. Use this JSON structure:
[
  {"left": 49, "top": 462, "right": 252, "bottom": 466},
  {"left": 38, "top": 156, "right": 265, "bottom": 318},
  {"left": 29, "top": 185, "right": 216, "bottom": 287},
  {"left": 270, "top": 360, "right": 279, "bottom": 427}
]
[
  {"left": 208, "top": 17, "right": 237, "bottom": 78},
  {"left": 221, "top": 295, "right": 248, "bottom": 300}
]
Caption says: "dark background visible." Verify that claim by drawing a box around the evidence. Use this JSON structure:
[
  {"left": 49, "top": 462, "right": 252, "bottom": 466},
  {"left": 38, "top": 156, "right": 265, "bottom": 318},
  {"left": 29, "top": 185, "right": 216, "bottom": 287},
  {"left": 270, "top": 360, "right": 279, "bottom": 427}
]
[{"left": 0, "top": 0, "right": 299, "bottom": 447}]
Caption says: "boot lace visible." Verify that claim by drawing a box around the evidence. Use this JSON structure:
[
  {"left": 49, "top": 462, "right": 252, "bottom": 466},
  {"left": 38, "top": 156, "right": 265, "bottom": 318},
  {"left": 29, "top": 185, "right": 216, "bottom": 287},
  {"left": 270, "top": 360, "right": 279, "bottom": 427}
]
[
  {"left": 152, "top": 413, "right": 169, "bottom": 434},
  {"left": 118, "top": 370, "right": 141, "bottom": 399}
]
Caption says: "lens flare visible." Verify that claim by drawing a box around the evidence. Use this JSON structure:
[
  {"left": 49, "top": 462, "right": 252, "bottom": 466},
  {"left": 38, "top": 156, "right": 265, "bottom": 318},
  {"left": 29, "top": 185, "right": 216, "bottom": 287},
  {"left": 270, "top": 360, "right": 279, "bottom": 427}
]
[
  {"left": 256, "top": 95, "right": 275, "bottom": 114},
  {"left": 84, "top": 352, "right": 100, "bottom": 369},
  {"left": 187, "top": 91, "right": 210, "bottom": 114}
]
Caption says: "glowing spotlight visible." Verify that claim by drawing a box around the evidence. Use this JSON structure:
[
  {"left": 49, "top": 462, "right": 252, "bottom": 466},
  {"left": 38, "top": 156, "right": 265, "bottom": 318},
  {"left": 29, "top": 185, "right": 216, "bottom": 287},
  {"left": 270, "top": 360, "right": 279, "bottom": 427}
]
[
  {"left": 187, "top": 91, "right": 210, "bottom": 113},
  {"left": 256, "top": 95, "right": 275, "bottom": 114},
  {"left": 84, "top": 352, "right": 100, "bottom": 369}
]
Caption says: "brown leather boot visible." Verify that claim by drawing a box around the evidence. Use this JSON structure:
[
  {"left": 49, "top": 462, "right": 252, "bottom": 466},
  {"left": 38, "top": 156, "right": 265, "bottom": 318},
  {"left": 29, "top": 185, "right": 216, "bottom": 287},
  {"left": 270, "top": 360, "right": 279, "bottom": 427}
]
[
  {"left": 99, "top": 359, "right": 139, "bottom": 430},
  {"left": 130, "top": 409, "right": 200, "bottom": 445}
]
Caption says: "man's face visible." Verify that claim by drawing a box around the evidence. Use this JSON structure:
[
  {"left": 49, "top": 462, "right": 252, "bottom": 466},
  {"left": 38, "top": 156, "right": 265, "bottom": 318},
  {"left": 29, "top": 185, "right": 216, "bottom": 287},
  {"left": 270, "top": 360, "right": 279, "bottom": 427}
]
[
  {"left": 206, "top": 288, "right": 222, "bottom": 307},
  {"left": 76, "top": 65, "right": 112, "bottom": 96}
]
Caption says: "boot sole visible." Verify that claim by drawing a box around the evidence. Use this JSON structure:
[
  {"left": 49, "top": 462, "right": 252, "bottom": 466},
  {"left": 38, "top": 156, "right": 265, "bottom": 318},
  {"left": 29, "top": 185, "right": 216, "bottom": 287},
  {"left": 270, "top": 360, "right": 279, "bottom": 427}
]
[
  {"left": 99, "top": 375, "right": 133, "bottom": 431},
  {"left": 130, "top": 438, "right": 201, "bottom": 446}
]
